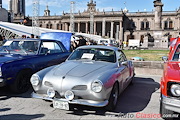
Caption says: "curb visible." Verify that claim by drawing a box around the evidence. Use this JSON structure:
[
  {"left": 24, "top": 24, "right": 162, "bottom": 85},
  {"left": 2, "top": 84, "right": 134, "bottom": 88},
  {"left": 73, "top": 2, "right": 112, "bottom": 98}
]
[{"left": 133, "top": 61, "right": 164, "bottom": 76}]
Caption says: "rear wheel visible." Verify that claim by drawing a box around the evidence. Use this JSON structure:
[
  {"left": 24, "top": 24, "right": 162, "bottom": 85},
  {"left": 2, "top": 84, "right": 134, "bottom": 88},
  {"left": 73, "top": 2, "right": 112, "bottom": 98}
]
[
  {"left": 106, "top": 83, "right": 119, "bottom": 111},
  {"left": 10, "top": 70, "right": 32, "bottom": 93}
]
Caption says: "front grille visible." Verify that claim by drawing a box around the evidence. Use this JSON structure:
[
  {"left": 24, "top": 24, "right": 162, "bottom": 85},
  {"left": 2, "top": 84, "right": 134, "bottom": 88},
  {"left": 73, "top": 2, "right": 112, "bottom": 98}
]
[
  {"left": 72, "top": 85, "right": 87, "bottom": 90},
  {"left": 44, "top": 81, "right": 53, "bottom": 87}
]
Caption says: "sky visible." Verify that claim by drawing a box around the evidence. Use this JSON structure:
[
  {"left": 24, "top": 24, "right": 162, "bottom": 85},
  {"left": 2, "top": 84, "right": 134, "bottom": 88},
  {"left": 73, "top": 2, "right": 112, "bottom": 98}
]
[{"left": 2, "top": 0, "right": 180, "bottom": 16}]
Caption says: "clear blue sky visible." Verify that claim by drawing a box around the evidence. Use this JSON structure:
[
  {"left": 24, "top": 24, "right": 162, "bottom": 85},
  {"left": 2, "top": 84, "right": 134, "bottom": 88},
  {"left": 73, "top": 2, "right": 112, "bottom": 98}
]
[{"left": 2, "top": 0, "right": 180, "bottom": 16}]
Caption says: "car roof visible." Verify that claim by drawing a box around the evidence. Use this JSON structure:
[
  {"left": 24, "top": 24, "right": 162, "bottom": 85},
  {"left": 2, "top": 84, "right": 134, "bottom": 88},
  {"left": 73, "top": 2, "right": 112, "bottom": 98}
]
[
  {"left": 8, "top": 38, "right": 60, "bottom": 42},
  {"left": 77, "top": 45, "right": 119, "bottom": 51}
]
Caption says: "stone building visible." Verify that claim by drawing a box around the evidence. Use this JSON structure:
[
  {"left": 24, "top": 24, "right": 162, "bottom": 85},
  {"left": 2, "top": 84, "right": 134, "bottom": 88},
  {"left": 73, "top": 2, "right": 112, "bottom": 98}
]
[
  {"left": 12, "top": 0, "right": 180, "bottom": 48},
  {"left": 0, "top": 0, "right": 8, "bottom": 22}
]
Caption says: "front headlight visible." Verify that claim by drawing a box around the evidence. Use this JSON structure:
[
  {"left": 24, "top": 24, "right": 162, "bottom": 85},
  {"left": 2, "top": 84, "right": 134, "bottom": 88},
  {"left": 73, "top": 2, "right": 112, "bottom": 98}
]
[
  {"left": 47, "top": 88, "right": 55, "bottom": 98},
  {"left": 91, "top": 80, "right": 103, "bottom": 93},
  {"left": 65, "top": 90, "right": 74, "bottom": 100},
  {"left": 170, "top": 84, "right": 180, "bottom": 97},
  {"left": 30, "top": 74, "right": 40, "bottom": 86}
]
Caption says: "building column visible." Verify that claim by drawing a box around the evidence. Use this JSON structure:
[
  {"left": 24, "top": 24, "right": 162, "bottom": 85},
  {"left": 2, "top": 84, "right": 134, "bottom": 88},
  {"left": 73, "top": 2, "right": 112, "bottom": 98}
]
[
  {"left": 94, "top": 21, "right": 96, "bottom": 35},
  {"left": 86, "top": 22, "right": 89, "bottom": 33},
  {"left": 102, "top": 18, "right": 106, "bottom": 36},
  {"left": 162, "top": 20, "right": 164, "bottom": 29},
  {"left": 78, "top": 22, "right": 80, "bottom": 32},
  {"left": 62, "top": 23, "right": 65, "bottom": 30},
  {"left": 110, "top": 21, "right": 114, "bottom": 39},
  {"left": 178, "top": 17, "right": 180, "bottom": 30},
  {"left": 65, "top": 23, "right": 68, "bottom": 31},
  {"left": 119, "top": 21, "right": 123, "bottom": 42}
]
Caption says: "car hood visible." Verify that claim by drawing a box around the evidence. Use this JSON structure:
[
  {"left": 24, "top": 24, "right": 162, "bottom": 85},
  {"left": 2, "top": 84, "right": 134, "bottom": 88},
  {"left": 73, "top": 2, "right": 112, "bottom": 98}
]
[
  {"left": 166, "top": 62, "right": 180, "bottom": 80},
  {"left": 0, "top": 53, "right": 30, "bottom": 63},
  {"left": 51, "top": 60, "right": 109, "bottom": 77}
]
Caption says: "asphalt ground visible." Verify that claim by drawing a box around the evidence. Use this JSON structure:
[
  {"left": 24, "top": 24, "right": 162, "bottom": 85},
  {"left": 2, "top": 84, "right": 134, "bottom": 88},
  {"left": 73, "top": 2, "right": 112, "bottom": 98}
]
[{"left": 0, "top": 75, "right": 177, "bottom": 120}]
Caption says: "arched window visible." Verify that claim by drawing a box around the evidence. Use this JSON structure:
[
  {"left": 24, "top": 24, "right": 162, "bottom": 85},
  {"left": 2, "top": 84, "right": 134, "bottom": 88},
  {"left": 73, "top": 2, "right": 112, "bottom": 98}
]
[
  {"left": 57, "top": 24, "right": 60, "bottom": 29},
  {"left": 140, "top": 19, "right": 150, "bottom": 30},
  {"left": 164, "top": 18, "right": 173, "bottom": 30},
  {"left": 46, "top": 24, "right": 49, "bottom": 28},
  {"left": 50, "top": 24, "right": 53, "bottom": 29}
]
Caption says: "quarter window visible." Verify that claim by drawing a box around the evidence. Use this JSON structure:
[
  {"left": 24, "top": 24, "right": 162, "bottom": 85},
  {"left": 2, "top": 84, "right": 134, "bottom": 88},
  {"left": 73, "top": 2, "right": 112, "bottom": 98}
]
[{"left": 116, "top": 50, "right": 127, "bottom": 62}]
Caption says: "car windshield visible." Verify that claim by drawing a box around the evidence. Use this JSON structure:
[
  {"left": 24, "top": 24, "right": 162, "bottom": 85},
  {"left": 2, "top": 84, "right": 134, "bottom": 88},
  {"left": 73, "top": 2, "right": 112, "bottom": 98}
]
[
  {"left": 172, "top": 44, "right": 180, "bottom": 61},
  {"left": 68, "top": 48, "right": 116, "bottom": 63},
  {"left": 0, "top": 40, "right": 40, "bottom": 55}
]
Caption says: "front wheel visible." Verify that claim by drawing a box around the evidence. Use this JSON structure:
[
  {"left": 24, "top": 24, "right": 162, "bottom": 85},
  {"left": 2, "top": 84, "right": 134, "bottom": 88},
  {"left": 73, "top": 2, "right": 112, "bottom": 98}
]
[
  {"left": 160, "top": 94, "right": 174, "bottom": 120},
  {"left": 106, "top": 83, "right": 119, "bottom": 111},
  {"left": 10, "top": 70, "right": 32, "bottom": 93}
]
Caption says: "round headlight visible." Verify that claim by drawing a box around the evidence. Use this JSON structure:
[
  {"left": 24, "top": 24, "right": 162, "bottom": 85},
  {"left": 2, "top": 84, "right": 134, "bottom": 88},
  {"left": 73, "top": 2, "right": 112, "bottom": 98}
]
[
  {"left": 65, "top": 90, "right": 74, "bottom": 100},
  {"left": 91, "top": 80, "right": 103, "bottom": 93},
  {"left": 47, "top": 88, "right": 55, "bottom": 98},
  {"left": 30, "top": 74, "right": 40, "bottom": 86},
  {"left": 170, "top": 84, "right": 180, "bottom": 96}
]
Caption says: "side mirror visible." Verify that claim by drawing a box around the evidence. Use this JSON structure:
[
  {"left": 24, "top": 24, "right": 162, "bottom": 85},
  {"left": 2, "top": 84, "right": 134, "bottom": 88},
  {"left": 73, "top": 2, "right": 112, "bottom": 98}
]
[
  {"left": 121, "top": 61, "right": 128, "bottom": 66},
  {"left": 162, "top": 56, "right": 168, "bottom": 62}
]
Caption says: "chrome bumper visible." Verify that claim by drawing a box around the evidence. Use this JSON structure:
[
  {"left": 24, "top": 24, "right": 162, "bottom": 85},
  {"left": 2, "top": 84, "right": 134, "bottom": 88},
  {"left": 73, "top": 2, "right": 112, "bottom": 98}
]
[
  {"left": 161, "top": 94, "right": 180, "bottom": 113},
  {"left": 32, "top": 92, "right": 108, "bottom": 107}
]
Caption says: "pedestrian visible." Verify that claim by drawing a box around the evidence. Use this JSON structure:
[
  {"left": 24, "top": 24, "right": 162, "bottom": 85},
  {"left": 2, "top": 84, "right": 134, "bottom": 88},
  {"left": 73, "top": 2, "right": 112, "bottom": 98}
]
[
  {"left": 76, "top": 36, "right": 87, "bottom": 47},
  {"left": 22, "top": 35, "right": 26, "bottom": 39},
  {"left": 70, "top": 40, "right": 78, "bottom": 52},
  {"left": 0, "top": 35, "right": 3, "bottom": 46},
  {"left": 35, "top": 36, "right": 39, "bottom": 39},
  {"left": 2, "top": 36, "right": 7, "bottom": 44},
  {"left": 30, "top": 34, "right": 34, "bottom": 38}
]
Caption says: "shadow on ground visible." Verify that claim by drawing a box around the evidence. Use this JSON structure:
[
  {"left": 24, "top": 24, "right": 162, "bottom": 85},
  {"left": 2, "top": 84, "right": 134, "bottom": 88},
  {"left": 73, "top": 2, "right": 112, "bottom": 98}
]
[{"left": 0, "top": 86, "right": 33, "bottom": 100}]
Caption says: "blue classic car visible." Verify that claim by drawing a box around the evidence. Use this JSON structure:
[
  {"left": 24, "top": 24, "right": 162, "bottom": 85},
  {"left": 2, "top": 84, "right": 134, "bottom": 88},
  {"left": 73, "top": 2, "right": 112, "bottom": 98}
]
[{"left": 0, "top": 38, "right": 70, "bottom": 93}]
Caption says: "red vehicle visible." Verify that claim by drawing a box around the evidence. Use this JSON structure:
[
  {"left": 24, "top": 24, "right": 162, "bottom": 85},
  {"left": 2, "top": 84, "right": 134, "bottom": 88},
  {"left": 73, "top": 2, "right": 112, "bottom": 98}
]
[{"left": 160, "top": 37, "right": 180, "bottom": 119}]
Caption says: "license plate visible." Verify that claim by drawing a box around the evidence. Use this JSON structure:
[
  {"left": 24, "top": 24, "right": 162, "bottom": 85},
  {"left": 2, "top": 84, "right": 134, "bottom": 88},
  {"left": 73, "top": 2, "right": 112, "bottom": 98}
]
[{"left": 53, "top": 100, "right": 69, "bottom": 110}]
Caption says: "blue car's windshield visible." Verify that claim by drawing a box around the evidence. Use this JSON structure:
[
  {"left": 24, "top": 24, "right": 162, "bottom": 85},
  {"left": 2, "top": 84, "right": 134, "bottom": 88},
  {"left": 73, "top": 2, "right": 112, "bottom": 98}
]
[
  {"left": 0, "top": 40, "right": 40, "bottom": 55},
  {"left": 68, "top": 48, "right": 116, "bottom": 63}
]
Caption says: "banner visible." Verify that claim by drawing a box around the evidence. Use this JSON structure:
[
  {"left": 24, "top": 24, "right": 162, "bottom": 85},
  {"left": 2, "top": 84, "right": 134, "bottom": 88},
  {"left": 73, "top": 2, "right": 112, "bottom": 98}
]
[{"left": 41, "top": 32, "right": 72, "bottom": 51}]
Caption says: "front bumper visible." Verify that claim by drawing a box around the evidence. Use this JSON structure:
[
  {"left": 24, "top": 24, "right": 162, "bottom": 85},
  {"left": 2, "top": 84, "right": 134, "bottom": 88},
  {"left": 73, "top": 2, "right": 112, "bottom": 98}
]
[
  {"left": 32, "top": 92, "right": 108, "bottom": 107},
  {"left": 161, "top": 94, "right": 180, "bottom": 113}
]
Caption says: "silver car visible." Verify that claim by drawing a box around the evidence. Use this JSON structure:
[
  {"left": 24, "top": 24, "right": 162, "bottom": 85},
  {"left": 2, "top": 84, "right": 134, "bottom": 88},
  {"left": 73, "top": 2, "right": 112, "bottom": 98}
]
[{"left": 31, "top": 45, "right": 135, "bottom": 111}]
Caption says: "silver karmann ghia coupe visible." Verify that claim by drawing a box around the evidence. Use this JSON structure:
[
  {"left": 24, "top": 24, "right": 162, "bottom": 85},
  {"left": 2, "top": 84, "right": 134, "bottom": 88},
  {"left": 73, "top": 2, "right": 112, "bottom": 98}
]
[{"left": 31, "top": 45, "right": 135, "bottom": 111}]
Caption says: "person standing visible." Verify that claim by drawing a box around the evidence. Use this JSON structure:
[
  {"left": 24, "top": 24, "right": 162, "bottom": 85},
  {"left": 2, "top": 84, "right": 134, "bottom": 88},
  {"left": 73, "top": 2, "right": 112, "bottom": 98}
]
[
  {"left": 0, "top": 35, "right": 3, "bottom": 46},
  {"left": 76, "top": 36, "right": 87, "bottom": 47}
]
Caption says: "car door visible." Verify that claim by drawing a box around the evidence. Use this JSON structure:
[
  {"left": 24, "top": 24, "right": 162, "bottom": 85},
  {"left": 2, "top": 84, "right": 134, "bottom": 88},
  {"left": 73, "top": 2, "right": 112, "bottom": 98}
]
[
  {"left": 116, "top": 50, "right": 130, "bottom": 91},
  {"left": 34, "top": 41, "right": 70, "bottom": 71}
]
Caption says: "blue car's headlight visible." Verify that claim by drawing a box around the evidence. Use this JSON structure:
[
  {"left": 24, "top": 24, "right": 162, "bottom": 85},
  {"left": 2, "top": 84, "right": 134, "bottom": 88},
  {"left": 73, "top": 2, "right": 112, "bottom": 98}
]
[
  {"left": 91, "top": 80, "right": 103, "bottom": 93},
  {"left": 30, "top": 74, "right": 40, "bottom": 86}
]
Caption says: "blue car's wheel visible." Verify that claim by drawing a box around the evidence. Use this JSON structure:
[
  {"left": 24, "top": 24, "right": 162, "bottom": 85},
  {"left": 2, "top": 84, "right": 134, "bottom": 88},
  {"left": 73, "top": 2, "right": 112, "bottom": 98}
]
[{"left": 10, "top": 69, "right": 32, "bottom": 93}]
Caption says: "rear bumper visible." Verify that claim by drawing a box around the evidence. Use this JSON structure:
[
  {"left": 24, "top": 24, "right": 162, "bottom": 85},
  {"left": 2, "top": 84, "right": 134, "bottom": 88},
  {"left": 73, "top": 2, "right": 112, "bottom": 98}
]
[
  {"left": 161, "top": 94, "right": 180, "bottom": 113},
  {"left": 32, "top": 92, "right": 108, "bottom": 107}
]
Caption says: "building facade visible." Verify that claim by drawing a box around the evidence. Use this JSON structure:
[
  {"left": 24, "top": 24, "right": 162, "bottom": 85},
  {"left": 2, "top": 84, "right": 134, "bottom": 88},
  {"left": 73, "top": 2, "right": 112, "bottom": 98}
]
[
  {"left": 0, "top": 0, "right": 8, "bottom": 22},
  {"left": 9, "top": 0, "right": 25, "bottom": 16},
  {"left": 12, "top": 0, "right": 180, "bottom": 48}
]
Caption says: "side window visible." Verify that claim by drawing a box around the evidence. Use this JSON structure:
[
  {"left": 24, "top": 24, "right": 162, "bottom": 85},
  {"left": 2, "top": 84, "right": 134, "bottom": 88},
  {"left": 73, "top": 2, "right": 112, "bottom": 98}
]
[
  {"left": 116, "top": 50, "right": 127, "bottom": 62},
  {"left": 172, "top": 45, "right": 180, "bottom": 61},
  {"left": 40, "top": 41, "right": 63, "bottom": 54}
]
